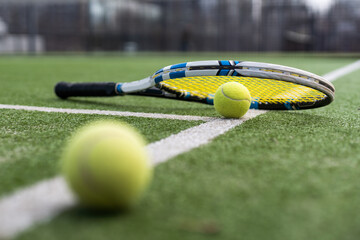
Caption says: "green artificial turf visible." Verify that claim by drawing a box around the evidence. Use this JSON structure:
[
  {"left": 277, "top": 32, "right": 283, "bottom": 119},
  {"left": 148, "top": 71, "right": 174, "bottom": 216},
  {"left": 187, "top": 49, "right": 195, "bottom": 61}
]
[
  {"left": 0, "top": 54, "right": 359, "bottom": 240},
  {"left": 0, "top": 53, "right": 355, "bottom": 116},
  {"left": 0, "top": 110, "right": 201, "bottom": 196}
]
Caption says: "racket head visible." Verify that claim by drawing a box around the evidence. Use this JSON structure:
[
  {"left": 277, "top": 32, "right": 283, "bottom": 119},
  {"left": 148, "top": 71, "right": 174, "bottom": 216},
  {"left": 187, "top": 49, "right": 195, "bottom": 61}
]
[{"left": 149, "top": 60, "right": 335, "bottom": 110}]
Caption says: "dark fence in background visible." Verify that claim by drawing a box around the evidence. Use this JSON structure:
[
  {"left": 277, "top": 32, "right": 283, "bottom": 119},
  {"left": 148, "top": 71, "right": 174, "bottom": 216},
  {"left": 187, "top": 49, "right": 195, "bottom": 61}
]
[{"left": 0, "top": 0, "right": 359, "bottom": 53}]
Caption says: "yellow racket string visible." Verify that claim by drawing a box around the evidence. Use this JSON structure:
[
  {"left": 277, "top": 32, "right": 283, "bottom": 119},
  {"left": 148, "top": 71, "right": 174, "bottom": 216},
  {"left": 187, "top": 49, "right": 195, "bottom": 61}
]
[{"left": 160, "top": 76, "right": 327, "bottom": 104}]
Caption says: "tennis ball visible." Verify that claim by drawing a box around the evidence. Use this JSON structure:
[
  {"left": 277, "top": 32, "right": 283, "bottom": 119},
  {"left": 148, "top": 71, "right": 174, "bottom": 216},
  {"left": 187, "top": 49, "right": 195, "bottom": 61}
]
[
  {"left": 61, "top": 120, "right": 152, "bottom": 210},
  {"left": 214, "top": 82, "right": 251, "bottom": 118}
]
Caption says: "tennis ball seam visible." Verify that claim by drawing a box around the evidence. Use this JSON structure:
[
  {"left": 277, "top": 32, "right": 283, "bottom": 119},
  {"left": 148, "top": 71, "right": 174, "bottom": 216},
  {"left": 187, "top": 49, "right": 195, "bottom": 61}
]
[{"left": 221, "top": 87, "right": 251, "bottom": 103}]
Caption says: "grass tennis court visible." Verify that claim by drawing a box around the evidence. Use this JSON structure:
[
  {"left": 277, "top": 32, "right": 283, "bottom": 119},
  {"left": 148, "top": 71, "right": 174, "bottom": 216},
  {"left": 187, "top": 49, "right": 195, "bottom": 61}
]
[{"left": 0, "top": 53, "right": 360, "bottom": 240}]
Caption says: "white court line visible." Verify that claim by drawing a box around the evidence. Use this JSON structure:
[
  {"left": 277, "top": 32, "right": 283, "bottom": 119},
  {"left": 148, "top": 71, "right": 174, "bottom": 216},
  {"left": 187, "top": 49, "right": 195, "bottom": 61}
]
[
  {"left": 0, "top": 58, "right": 357, "bottom": 120},
  {"left": 0, "top": 60, "right": 359, "bottom": 239},
  {"left": 323, "top": 60, "right": 360, "bottom": 82},
  {"left": 0, "top": 104, "right": 216, "bottom": 122},
  {"left": 148, "top": 110, "right": 266, "bottom": 165},
  {"left": 0, "top": 177, "right": 74, "bottom": 240},
  {"left": 0, "top": 110, "right": 265, "bottom": 239}
]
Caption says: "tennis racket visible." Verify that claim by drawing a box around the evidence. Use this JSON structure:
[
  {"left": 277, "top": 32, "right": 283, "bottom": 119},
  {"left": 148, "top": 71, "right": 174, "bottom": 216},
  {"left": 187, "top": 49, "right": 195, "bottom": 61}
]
[{"left": 55, "top": 60, "right": 335, "bottom": 110}]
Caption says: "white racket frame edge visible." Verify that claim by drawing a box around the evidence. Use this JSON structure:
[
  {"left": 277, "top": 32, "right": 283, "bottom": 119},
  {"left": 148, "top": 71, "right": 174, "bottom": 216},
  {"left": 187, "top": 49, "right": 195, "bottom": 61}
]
[{"left": 116, "top": 61, "right": 335, "bottom": 102}]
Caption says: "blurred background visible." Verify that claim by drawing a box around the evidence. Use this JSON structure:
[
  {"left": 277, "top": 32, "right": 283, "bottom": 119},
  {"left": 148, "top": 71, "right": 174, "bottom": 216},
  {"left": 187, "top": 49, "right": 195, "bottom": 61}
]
[{"left": 0, "top": 0, "right": 359, "bottom": 54}]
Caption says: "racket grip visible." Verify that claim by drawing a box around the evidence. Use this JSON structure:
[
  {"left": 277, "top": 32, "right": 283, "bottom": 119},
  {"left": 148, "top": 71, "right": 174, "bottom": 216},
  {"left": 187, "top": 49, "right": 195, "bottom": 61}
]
[{"left": 55, "top": 82, "right": 118, "bottom": 99}]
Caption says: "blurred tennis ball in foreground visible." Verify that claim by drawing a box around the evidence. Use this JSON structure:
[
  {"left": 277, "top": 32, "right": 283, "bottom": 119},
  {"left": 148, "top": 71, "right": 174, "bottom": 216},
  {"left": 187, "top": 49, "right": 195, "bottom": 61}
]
[
  {"left": 214, "top": 82, "right": 251, "bottom": 118},
  {"left": 61, "top": 120, "right": 152, "bottom": 210}
]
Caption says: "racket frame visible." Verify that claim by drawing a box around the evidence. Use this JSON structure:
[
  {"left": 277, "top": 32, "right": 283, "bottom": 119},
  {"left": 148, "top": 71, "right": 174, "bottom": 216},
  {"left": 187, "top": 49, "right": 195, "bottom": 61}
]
[
  {"left": 114, "top": 60, "right": 334, "bottom": 110},
  {"left": 56, "top": 60, "right": 335, "bottom": 110}
]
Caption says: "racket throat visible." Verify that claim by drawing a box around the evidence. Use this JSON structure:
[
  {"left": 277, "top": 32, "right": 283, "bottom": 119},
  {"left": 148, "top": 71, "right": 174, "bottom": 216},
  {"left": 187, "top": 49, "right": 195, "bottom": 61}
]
[{"left": 117, "top": 77, "right": 154, "bottom": 94}]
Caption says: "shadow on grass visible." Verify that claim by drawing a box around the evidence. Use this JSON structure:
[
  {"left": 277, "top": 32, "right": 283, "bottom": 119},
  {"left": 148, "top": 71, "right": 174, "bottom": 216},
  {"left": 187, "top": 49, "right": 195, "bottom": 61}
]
[
  {"left": 64, "top": 205, "right": 131, "bottom": 219},
  {"left": 257, "top": 110, "right": 336, "bottom": 126}
]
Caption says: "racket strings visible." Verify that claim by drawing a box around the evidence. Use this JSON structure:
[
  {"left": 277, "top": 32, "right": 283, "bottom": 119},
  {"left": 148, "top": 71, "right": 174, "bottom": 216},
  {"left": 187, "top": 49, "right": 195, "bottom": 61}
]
[{"left": 160, "top": 76, "right": 327, "bottom": 104}]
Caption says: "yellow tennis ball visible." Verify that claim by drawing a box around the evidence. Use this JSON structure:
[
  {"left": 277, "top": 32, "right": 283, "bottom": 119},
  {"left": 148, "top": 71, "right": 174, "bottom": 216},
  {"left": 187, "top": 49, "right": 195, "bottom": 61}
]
[
  {"left": 61, "top": 120, "right": 152, "bottom": 210},
  {"left": 214, "top": 82, "right": 251, "bottom": 118}
]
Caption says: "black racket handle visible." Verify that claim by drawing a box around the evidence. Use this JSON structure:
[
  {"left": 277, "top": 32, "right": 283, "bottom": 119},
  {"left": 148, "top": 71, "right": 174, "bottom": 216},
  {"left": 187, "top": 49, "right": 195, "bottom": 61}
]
[{"left": 55, "top": 82, "right": 118, "bottom": 99}]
